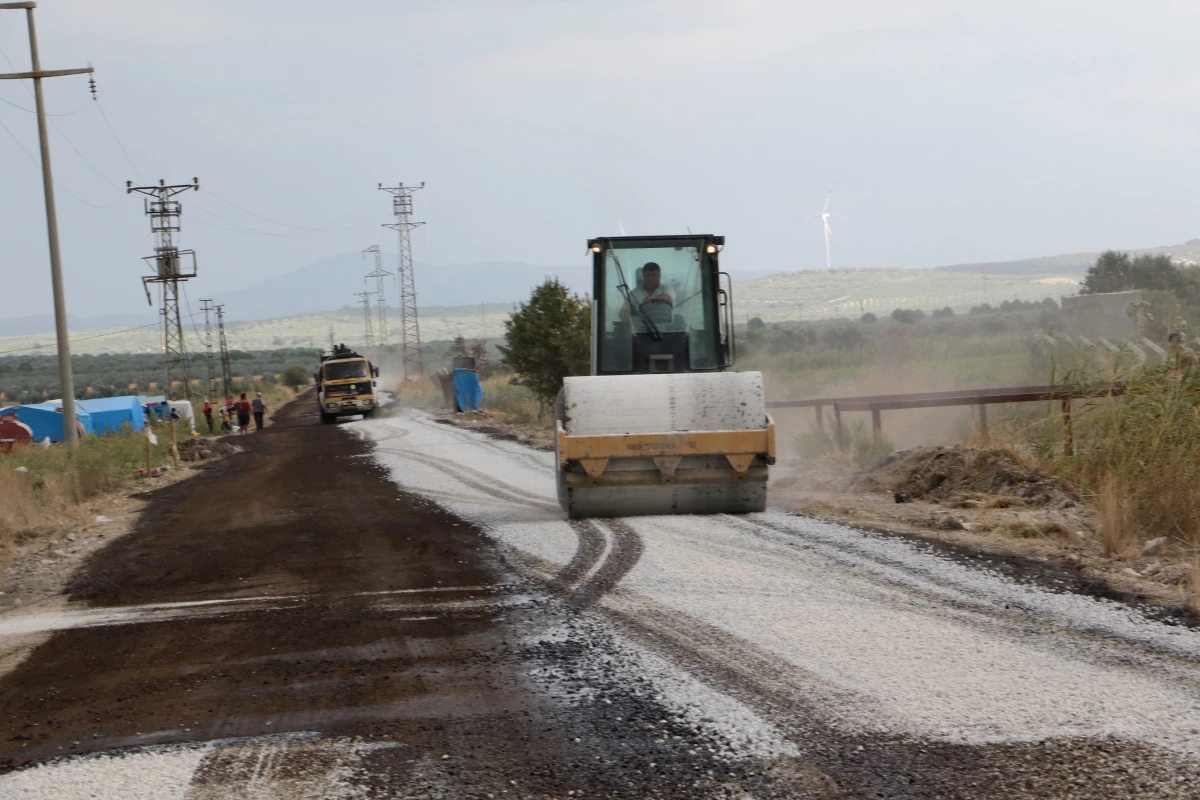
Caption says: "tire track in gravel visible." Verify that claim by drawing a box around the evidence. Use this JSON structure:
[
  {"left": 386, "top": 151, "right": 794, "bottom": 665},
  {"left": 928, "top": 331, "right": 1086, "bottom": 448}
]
[{"left": 371, "top": 442, "right": 561, "bottom": 514}]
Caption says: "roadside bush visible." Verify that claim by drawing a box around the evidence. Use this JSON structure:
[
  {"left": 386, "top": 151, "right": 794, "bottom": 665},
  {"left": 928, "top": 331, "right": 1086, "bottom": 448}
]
[
  {"left": 499, "top": 279, "right": 591, "bottom": 416},
  {"left": 1031, "top": 363, "right": 1200, "bottom": 551}
]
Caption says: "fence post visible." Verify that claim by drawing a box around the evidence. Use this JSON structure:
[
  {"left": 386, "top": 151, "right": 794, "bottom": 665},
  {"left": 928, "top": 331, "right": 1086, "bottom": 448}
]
[
  {"left": 815, "top": 404, "right": 823, "bottom": 431},
  {"left": 978, "top": 403, "right": 989, "bottom": 438},
  {"left": 834, "top": 404, "right": 846, "bottom": 452},
  {"left": 1061, "top": 397, "right": 1073, "bottom": 456},
  {"left": 870, "top": 407, "right": 882, "bottom": 437}
]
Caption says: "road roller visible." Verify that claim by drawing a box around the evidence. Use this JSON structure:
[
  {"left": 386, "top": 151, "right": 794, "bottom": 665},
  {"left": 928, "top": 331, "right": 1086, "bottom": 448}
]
[{"left": 555, "top": 234, "right": 775, "bottom": 518}]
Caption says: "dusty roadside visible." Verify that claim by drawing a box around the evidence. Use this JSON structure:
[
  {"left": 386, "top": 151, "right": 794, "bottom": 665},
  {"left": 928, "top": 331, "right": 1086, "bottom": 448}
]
[
  {"left": 773, "top": 446, "right": 1199, "bottom": 623},
  {"left": 432, "top": 408, "right": 554, "bottom": 451},
  {"left": 433, "top": 411, "right": 1198, "bottom": 622}
]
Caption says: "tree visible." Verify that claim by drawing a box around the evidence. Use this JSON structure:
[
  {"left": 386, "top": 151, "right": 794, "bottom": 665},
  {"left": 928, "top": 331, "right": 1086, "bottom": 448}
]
[
  {"left": 499, "top": 279, "right": 591, "bottom": 415},
  {"left": 860, "top": 312, "right": 877, "bottom": 324},
  {"left": 16, "top": 361, "right": 32, "bottom": 374},
  {"left": 281, "top": 365, "right": 310, "bottom": 390},
  {"left": 891, "top": 308, "right": 924, "bottom": 324},
  {"left": 747, "top": 317, "right": 765, "bottom": 330},
  {"left": 822, "top": 325, "right": 865, "bottom": 351}
]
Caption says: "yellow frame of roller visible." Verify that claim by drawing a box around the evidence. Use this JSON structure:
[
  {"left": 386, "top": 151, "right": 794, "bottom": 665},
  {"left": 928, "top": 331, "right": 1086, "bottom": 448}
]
[{"left": 556, "top": 417, "right": 775, "bottom": 488}]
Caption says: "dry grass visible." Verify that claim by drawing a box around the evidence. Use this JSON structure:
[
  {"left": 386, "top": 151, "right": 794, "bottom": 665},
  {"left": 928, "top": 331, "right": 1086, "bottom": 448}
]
[
  {"left": 1033, "top": 364, "right": 1200, "bottom": 554},
  {"left": 0, "top": 427, "right": 174, "bottom": 550}
]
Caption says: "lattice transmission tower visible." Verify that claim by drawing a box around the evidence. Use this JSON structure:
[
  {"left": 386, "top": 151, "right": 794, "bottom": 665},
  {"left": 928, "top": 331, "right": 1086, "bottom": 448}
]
[
  {"left": 362, "top": 245, "right": 392, "bottom": 346},
  {"left": 356, "top": 283, "right": 376, "bottom": 349},
  {"left": 200, "top": 298, "right": 218, "bottom": 399},
  {"left": 216, "top": 304, "right": 233, "bottom": 399},
  {"left": 127, "top": 178, "right": 200, "bottom": 400},
  {"left": 379, "top": 182, "right": 425, "bottom": 378}
]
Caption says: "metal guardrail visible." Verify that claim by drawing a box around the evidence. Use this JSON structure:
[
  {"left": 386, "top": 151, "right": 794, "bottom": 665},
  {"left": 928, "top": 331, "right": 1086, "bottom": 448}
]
[{"left": 767, "top": 383, "right": 1125, "bottom": 455}]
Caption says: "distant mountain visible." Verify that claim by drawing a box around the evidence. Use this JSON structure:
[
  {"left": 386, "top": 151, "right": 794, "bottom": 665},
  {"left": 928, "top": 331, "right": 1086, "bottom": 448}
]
[
  {"left": 211, "top": 253, "right": 591, "bottom": 322},
  {"left": 935, "top": 239, "right": 1200, "bottom": 276}
]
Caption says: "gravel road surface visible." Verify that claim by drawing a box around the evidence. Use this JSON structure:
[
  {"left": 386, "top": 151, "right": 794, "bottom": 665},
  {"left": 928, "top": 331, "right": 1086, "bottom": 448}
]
[{"left": 2, "top": 399, "right": 1199, "bottom": 798}]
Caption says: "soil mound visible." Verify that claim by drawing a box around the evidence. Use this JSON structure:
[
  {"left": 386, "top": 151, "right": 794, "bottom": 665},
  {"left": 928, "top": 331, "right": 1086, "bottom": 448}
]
[
  {"left": 177, "top": 438, "right": 242, "bottom": 463},
  {"left": 852, "top": 445, "right": 1079, "bottom": 507}
]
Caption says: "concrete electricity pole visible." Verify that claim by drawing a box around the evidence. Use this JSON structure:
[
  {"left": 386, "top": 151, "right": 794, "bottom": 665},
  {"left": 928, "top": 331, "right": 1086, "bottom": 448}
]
[
  {"left": 0, "top": 2, "right": 94, "bottom": 448},
  {"left": 127, "top": 178, "right": 200, "bottom": 400},
  {"left": 379, "top": 182, "right": 425, "bottom": 378}
]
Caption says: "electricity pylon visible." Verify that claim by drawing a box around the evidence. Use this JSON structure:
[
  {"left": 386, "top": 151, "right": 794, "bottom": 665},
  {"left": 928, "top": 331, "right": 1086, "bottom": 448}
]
[
  {"left": 355, "top": 284, "right": 376, "bottom": 349},
  {"left": 216, "top": 304, "right": 233, "bottom": 399},
  {"left": 379, "top": 182, "right": 425, "bottom": 378},
  {"left": 127, "top": 178, "right": 200, "bottom": 400},
  {"left": 200, "top": 298, "right": 217, "bottom": 399},
  {"left": 363, "top": 245, "right": 392, "bottom": 346}
]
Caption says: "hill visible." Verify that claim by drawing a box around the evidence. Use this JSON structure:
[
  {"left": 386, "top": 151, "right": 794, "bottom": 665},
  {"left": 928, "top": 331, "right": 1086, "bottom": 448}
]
[{"left": 934, "top": 239, "right": 1200, "bottom": 275}]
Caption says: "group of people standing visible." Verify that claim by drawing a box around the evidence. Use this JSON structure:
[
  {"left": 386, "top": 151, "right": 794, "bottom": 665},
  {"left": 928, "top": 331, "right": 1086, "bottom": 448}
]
[{"left": 202, "top": 392, "right": 267, "bottom": 435}]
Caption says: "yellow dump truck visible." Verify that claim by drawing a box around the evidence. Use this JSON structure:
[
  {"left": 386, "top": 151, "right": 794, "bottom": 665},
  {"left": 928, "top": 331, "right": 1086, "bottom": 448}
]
[{"left": 316, "top": 344, "right": 380, "bottom": 424}]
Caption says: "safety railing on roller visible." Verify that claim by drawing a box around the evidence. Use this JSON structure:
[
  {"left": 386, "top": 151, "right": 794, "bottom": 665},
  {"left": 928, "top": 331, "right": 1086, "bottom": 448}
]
[{"left": 766, "top": 383, "right": 1126, "bottom": 455}]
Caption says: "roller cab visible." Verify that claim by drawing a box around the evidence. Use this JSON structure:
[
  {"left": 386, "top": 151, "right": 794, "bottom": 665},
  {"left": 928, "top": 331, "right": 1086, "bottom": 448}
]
[{"left": 555, "top": 235, "right": 775, "bottom": 518}]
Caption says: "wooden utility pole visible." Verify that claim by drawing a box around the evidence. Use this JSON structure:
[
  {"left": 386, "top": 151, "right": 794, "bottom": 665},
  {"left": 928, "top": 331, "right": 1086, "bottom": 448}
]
[{"left": 0, "top": 2, "right": 93, "bottom": 448}]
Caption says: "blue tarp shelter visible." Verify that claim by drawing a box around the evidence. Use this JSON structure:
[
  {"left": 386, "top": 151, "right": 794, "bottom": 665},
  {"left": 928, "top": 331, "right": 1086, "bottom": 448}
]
[
  {"left": 79, "top": 396, "right": 145, "bottom": 435},
  {"left": 453, "top": 369, "right": 484, "bottom": 412},
  {"left": 7, "top": 402, "right": 94, "bottom": 443}
]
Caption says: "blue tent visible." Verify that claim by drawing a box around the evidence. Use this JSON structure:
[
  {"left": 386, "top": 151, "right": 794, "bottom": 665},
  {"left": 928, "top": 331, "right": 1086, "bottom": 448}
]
[
  {"left": 11, "top": 403, "right": 94, "bottom": 443},
  {"left": 453, "top": 369, "right": 484, "bottom": 412},
  {"left": 79, "top": 395, "right": 145, "bottom": 435}
]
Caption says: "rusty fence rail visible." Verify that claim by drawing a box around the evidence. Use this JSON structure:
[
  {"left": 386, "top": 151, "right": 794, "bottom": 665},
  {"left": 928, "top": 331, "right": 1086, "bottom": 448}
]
[{"left": 766, "top": 383, "right": 1125, "bottom": 454}]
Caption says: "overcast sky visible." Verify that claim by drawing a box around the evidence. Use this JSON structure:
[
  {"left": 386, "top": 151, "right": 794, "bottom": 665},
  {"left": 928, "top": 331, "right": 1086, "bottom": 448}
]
[{"left": 1, "top": 0, "right": 1198, "bottom": 318}]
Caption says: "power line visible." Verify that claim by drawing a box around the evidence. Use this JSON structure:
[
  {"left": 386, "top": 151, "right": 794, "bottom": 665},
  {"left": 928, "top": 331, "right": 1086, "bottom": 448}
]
[
  {"left": 0, "top": 93, "right": 90, "bottom": 116},
  {"left": 0, "top": 111, "right": 112, "bottom": 208},
  {"left": 93, "top": 98, "right": 142, "bottom": 181},
  {"left": 203, "top": 189, "right": 376, "bottom": 233},
  {"left": 0, "top": 314, "right": 204, "bottom": 357}
]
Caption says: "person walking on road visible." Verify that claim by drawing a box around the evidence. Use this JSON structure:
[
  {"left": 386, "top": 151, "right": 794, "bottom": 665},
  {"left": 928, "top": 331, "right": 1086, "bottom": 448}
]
[
  {"left": 202, "top": 400, "right": 215, "bottom": 434},
  {"left": 251, "top": 392, "right": 267, "bottom": 432},
  {"left": 236, "top": 392, "right": 252, "bottom": 435}
]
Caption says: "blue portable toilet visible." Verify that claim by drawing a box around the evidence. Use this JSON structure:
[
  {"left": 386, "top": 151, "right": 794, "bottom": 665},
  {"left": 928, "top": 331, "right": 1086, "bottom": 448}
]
[
  {"left": 453, "top": 368, "right": 484, "bottom": 412},
  {"left": 78, "top": 395, "right": 145, "bottom": 435}
]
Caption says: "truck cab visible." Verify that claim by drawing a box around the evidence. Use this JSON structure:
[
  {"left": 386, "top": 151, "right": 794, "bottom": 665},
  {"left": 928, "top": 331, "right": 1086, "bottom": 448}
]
[{"left": 316, "top": 344, "right": 379, "bottom": 424}]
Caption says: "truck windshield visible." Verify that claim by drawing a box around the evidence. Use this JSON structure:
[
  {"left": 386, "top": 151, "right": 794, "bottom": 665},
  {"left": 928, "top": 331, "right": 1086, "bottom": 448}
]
[
  {"left": 598, "top": 240, "right": 718, "bottom": 373},
  {"left": 324, "top": 361, "right": 368, "bottom": 381}
]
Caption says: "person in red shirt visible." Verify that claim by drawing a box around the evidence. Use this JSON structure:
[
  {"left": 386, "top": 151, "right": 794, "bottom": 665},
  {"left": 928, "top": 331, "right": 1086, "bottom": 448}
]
[
  {"left": 202, "top": 400, "right": 214, "bottom": 434},
  {"left": 235, "top": 392, "right": 252, "bottom": 434}
]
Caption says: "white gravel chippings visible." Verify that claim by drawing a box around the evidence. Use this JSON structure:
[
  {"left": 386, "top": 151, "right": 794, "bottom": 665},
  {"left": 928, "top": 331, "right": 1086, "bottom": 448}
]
[{"left": 349, "top": 408, "right": 1200, "bottom": 797}]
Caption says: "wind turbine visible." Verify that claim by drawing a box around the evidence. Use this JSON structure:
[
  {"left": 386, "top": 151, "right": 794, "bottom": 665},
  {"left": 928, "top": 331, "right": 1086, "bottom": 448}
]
[{"left": 808, "top": 186, "right": 836, "bottom": 271}]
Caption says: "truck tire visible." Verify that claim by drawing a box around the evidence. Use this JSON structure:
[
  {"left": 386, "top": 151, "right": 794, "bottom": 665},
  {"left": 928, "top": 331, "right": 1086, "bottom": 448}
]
[{"left": 319, "top": 410, "right": 333, "bottom": 425}]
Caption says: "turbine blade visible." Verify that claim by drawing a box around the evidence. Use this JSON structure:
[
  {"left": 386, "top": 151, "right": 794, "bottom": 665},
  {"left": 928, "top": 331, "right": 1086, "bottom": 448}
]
[{"left": 823, "top": 186, "right": 834, "bottom": 213}]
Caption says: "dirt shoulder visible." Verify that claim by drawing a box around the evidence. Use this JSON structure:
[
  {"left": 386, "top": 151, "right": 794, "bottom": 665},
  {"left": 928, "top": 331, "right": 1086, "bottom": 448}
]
[
  {"left": 773, "top": 446, "right": 1198, "bottom": 625},
  {"left": 432, "top": 407, "right": 554, "bottom": 451}
]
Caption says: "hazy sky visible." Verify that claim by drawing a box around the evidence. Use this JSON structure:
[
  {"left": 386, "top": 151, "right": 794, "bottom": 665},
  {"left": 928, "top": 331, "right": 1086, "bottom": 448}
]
[{"left": 1, "top": 0, "right": 1198, "bottom": 318}]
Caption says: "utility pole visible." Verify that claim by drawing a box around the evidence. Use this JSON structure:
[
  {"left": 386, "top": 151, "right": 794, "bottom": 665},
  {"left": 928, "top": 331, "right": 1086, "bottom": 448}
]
[
  {"left": 127, "top": 178, "right": 200, "bottom": 401},
  {"left": 379, "top": 182, "right": 425, "bottom": 378},
  {"left": 356, "top": 283, "right": 376, "bottom": 349},
  {"left": 216, "top": 304, "right": 233, "bottom": 399},
  {"left": 0, "top": 2, "right": 94, "bottom": 448},
  {"left": 362, "top": 245, "right": 391, "bottom": 346},
  {"left": 200, "top": 298, "right": 217, "bottom": 399}
]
